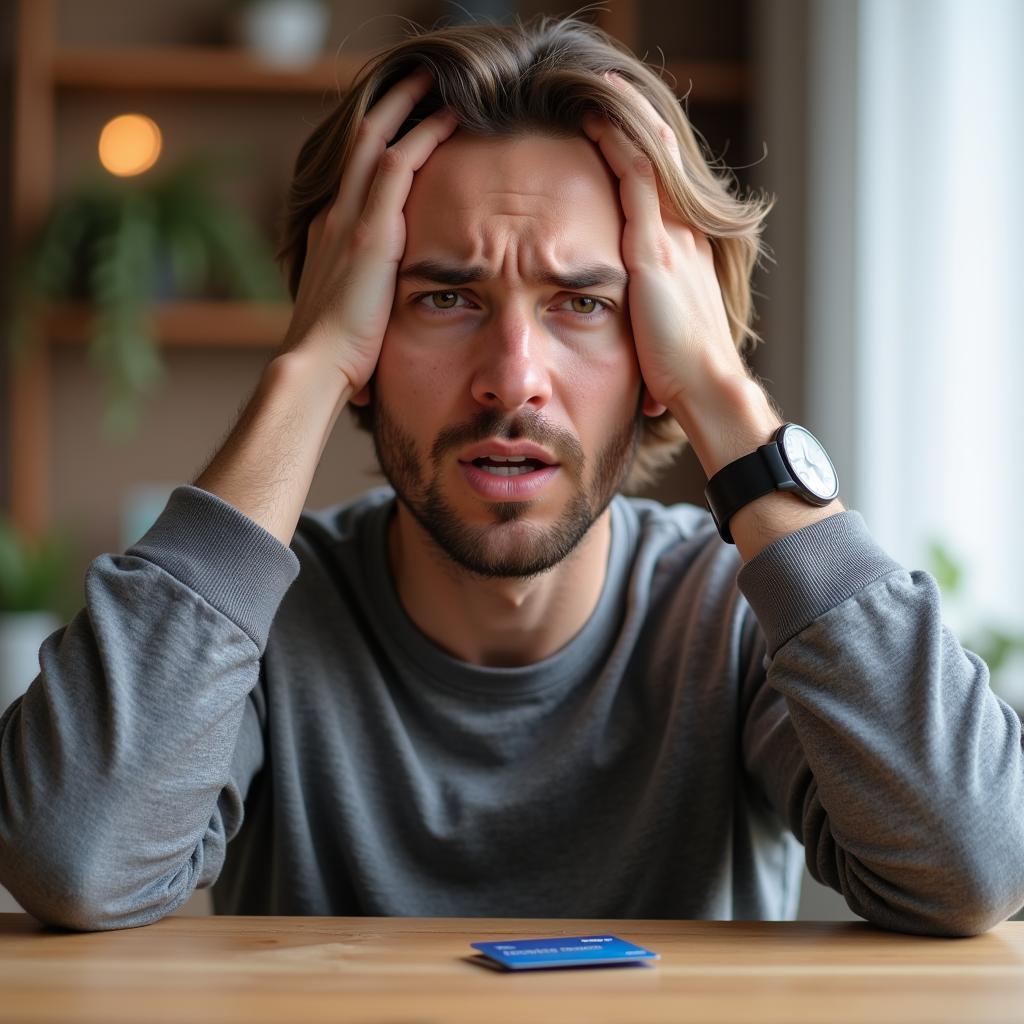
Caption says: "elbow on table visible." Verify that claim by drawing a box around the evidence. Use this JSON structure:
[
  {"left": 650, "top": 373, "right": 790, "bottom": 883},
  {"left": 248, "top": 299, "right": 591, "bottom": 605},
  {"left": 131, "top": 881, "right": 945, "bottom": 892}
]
[
  {"left": 854, "top": 852, "right": 1024, "bottom": 938},
  {"left": 939, "top": 875, "right": 1024, "bottom": 938},
  {"left": 931, "top": 843, "right": 1024, "bottom": 937},
  {"left": 23, "top": 894, "right": 182, "bottom": 933},
  {"left": 5, "top": 861, "right": 196, "bottom": 933}
]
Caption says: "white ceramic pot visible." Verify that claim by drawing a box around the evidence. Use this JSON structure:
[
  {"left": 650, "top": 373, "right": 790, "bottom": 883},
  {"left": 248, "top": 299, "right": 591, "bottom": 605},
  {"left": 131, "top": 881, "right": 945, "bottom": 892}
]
[
  {"left": 233, "top": 0, "right": 330, "bottom": 68},
  {"left": 0, "top": 611, "right": 61, "bottom": 715}
]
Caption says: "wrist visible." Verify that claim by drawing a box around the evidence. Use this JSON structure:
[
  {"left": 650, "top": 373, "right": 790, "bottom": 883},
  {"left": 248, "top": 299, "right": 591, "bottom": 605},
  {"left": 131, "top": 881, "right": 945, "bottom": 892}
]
[
  {"left": 269, "top": 349, "right": 356, "bottom": 411},
  {"left": 193, "top": 350, "right": 355, "bottom": 548},
  {"left": 668, "top": 372, "right": 783, "bottom": 479}
]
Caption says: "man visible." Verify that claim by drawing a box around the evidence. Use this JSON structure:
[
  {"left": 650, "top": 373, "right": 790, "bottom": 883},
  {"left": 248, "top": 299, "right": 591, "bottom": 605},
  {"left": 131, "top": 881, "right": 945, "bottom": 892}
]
[{"left": 1, "top": 17, "right": 1022, "bottom": 934}]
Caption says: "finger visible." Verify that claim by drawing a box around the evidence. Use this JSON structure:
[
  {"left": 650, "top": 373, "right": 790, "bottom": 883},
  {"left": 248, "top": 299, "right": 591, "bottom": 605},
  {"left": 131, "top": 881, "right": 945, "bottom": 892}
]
[
  {"left": 604, "top": 71, "right": 684, "bottom": 173},
  {"left": 330, "top": 67, "right": 436, "bottom": 227},
  {"left": 582, "top": 112, "right": 667, "bottom": 251},
  {"left": 356, "top": 106, "right": 459, "bottom": 255}
]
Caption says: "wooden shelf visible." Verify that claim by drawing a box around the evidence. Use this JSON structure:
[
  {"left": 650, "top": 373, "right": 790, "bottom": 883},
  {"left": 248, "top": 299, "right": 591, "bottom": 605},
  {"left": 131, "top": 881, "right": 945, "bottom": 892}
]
[
  {"left": 45, "top": 301, "right": 290, "bottom": 348},
  {"left": 53, "top": 46, "right": 369, "bottom": 95},
  {"left": 51, "top": 46, "right": 748, "bottom": 103}
]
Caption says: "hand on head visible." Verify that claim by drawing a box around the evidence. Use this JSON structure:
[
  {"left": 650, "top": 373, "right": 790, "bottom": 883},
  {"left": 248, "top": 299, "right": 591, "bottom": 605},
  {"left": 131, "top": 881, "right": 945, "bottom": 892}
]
[
  {"left": 582, "top": 73, "right": 747, "bottom": 416},
  {"left": 281, "top": 69, "right": 458, "bottom": 398}
]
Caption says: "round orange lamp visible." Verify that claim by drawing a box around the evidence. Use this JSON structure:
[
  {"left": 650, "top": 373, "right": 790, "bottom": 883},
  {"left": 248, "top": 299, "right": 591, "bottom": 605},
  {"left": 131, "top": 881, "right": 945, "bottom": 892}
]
[{"left": 98, "top": 113, "right": 163, "bottom": 177}]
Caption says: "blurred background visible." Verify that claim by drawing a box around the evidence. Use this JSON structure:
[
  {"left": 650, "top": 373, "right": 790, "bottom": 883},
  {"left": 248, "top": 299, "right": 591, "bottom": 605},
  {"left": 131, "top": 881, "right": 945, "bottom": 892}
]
[{"left": 0, "top": 0, "right": 1021, "bottom": 921}]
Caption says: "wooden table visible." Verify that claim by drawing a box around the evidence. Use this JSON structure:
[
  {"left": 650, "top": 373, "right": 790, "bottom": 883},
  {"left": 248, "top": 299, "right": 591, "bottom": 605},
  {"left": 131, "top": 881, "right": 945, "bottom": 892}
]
[{"left": 1, "top": 913, "right": 1023, "bottom": 1024}]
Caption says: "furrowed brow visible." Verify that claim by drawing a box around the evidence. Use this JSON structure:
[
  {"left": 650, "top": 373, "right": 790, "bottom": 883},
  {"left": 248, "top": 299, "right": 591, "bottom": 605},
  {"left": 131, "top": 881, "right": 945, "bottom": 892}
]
[{"left": 398, "top": 259, "right": 628, "bottom": 290}]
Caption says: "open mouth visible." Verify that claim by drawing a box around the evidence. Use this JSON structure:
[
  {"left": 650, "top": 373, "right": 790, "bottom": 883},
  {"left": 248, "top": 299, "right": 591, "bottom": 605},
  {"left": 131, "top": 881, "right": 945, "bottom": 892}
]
[
  {"left": 457, "top": 448, "right": 560, "bottom": 500},
  {"left": 469, "top": 456, "right": 550, "bottom": 477},
  {"left": 455, "top": 440, "right": 561, "bottom": 499}
]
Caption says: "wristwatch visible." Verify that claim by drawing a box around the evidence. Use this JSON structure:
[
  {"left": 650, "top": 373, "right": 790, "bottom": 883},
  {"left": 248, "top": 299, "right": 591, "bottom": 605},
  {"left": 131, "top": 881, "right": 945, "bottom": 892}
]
[{"left": 704, "top": 422, "right": 839, "bottom": 544}]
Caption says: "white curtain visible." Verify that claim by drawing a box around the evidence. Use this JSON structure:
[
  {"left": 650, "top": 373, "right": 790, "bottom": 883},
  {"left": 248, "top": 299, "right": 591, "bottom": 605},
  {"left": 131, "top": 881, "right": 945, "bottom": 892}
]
[{"left": 807, "top": 0, "right": 1024, "bottom": 704}]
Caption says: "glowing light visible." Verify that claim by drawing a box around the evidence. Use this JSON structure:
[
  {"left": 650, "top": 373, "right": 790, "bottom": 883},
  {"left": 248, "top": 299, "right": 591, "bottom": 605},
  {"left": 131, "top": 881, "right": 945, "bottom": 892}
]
[{"left": 98, "top": 114, "right": 163, "bottom": 177}]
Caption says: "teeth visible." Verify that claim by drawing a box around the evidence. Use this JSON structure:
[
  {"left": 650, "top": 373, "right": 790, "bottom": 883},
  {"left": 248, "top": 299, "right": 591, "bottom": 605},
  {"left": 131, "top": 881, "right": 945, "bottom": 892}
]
[
  {"left": 486, "top": 455, "right": 528, "bottom": 463},
  {"left": 480, "top": 465, "right": 535, "bottom": 476}
]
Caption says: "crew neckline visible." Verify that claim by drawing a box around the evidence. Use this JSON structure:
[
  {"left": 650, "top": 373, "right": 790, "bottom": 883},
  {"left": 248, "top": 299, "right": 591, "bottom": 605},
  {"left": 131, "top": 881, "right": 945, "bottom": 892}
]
[{"left": 360, "top": 493, "right": 636, "bottom": 700}]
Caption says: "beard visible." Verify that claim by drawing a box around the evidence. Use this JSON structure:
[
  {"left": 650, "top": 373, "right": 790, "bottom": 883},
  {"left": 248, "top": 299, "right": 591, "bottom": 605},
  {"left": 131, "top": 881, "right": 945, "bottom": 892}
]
[{"left": 371, "top": 398, "right": 642, "bottom": 580}]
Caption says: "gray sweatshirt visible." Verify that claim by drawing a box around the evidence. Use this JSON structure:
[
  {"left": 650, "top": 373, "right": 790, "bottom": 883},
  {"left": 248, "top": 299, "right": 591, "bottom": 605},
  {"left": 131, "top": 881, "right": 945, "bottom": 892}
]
[{"left": 1, "top": 485, "right": 1022, "bottom": 934}]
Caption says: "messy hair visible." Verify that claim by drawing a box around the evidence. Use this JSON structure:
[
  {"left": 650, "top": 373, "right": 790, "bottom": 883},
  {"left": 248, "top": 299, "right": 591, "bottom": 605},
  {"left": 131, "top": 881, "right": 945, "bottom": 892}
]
[{"left": 277, "top": 13, "right": 772, "bottom": 491}]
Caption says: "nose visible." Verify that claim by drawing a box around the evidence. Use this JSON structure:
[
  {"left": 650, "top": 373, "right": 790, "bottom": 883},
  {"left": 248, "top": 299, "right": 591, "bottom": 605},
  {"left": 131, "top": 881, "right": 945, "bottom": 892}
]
[{"left": 469, "top": 307, "right": 553, "bottom": 413}]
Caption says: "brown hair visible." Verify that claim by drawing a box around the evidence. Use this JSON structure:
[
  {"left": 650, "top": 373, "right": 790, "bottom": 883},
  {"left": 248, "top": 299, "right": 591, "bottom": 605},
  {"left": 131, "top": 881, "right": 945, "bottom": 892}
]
[{"left": 277, "top": 13, "right": 773, "bottom": 491}]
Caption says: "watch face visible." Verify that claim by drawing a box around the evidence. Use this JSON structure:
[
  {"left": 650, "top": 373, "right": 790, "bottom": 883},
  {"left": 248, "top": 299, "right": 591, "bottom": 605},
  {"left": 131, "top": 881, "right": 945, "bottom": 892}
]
[{"left": 778, "top": 425, "right": 839, "bottom": 501}]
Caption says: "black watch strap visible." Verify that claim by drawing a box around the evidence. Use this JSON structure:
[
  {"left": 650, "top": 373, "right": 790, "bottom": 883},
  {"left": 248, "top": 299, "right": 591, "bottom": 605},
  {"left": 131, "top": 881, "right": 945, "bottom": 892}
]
[{"left": 704, "top": 434, "right": 791, "bottom": 545}]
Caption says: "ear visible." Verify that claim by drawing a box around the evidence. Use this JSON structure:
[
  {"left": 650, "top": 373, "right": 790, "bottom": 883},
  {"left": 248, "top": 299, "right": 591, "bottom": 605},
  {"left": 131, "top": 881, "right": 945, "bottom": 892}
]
[{"left": 641, "top": 386, "right": 666, "bottom": 418}]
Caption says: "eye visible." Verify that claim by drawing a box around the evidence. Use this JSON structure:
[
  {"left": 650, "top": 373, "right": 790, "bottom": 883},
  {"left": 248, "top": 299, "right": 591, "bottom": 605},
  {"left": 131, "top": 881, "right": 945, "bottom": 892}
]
[
  {"left": 418, "top": 291, "right": 468, "bottom": 311},
  {"left": 560, "top": 296, "right": 609, "bottom": 319},
  {"left": 413, "top": 290, "right": 611, "bottom": 320}
]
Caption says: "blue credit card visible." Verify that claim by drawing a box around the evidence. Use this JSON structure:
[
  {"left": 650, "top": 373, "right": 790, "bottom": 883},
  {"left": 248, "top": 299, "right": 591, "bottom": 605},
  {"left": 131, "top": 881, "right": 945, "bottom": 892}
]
[{"left": 470, "top": 934, "right": 659, "bottom": 971}]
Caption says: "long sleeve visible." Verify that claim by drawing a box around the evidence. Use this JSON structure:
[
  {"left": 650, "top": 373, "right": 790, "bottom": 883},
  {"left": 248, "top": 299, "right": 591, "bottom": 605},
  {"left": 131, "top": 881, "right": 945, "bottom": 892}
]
[
  {"left": 738, "top": 510, "right": 1024, "bottom": 936},
  {"left": 0, "top": 486, "right": 299, "bottom": 931}
]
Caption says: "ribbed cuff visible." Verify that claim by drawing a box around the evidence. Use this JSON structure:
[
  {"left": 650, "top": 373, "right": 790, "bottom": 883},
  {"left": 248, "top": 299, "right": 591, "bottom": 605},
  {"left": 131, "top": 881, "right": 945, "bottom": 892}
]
[
  {"left": 127, "top": 485, "right": 300, "bottom": 653},
  {"left": 737, "top": 510, "right": 903, "bottom": 656}
]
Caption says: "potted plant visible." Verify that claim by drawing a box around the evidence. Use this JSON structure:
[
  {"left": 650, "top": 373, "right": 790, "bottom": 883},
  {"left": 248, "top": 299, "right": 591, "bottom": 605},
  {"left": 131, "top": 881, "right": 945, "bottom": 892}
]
[
  {"left": 6, "top": 150, "right": 288, "bottom": 436},
  {"left": 0, "top": 516, "right": 76, "bottom": 714},
  {"left": 928, "top": 538, "right": 1024, "bottom": 705}
]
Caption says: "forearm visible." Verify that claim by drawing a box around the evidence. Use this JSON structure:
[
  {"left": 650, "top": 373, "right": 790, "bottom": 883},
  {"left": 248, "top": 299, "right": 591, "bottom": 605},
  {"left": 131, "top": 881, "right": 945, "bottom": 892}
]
[
  {"left": 195, "top": 351, "right": 353, "bottom": 547},
  {"left": 668, "top": 372, "right": 845, "bottom": 563},
  {"left": 0, "top": 486, "right": 295, "bottom": 929},
  {"left": 740, "top": 513, "right": 1024, "bottom": 935}
]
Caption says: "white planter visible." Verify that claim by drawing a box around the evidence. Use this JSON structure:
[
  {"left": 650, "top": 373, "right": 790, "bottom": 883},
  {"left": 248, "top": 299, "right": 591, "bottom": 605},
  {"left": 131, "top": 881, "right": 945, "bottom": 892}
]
[
  {"left": 232, "top": 0, "right": 330, "bottom": 68},
  {"left": 0, "top": 612, "right": 61, "bottom": 715}
]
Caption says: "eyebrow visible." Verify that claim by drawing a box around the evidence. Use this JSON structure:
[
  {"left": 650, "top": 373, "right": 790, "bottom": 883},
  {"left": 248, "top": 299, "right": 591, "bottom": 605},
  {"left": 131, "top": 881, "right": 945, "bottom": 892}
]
[{"left": 398, "top": 258, "right": 629, "bottom": 291}]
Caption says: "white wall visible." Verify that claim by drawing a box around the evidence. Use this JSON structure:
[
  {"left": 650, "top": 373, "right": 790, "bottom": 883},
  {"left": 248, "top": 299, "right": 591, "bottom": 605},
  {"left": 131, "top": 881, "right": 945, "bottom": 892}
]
[{"left": 809, "top": 0, "right": 1024, "bottom": 705}]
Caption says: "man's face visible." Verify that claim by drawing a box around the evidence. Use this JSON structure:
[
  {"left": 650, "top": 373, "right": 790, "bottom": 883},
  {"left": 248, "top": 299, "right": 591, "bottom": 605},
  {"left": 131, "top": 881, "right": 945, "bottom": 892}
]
[{"left": 371, "top": 130, "right": 644, "bottom": 579}]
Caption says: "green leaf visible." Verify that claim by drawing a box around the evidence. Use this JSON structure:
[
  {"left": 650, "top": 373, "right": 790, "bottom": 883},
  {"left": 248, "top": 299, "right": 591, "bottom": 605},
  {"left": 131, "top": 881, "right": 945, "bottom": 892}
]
[
  {"left": 975, "top": 627, "right": 1024, "bottom": 675},
  {"left": 164, "top": 221, "right": 210, "bottom": 296},
  {"left": 0, "top": 516, "right": 76, "bottom": 614},
  {"left": 926, "top": 538, "right": 964, "bottom": 595},
  {"left": 0, "top": 520, "right": 27, "bottom": 608},
  {"left": 5, "top": 150, "right": 286, "bottom": 433}
]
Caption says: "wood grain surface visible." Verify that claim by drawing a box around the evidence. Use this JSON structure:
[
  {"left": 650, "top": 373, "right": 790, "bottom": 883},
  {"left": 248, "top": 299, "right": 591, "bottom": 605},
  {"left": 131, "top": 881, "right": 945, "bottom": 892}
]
[{"left": 1, "top": 914, "right": 1022, "bottom": 1024}]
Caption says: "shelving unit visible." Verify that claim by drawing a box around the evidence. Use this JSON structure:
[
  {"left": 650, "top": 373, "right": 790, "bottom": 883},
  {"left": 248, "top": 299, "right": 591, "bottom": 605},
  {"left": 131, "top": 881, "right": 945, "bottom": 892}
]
[
  {"left": 51, "top": 46, "right": 750, "bottom": 101},
  {"left": 44, "top": 301, "right": 293, "bottom": 349},
  {"left": 7, "top": 0, "right": 754, "bottom": 538}
]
